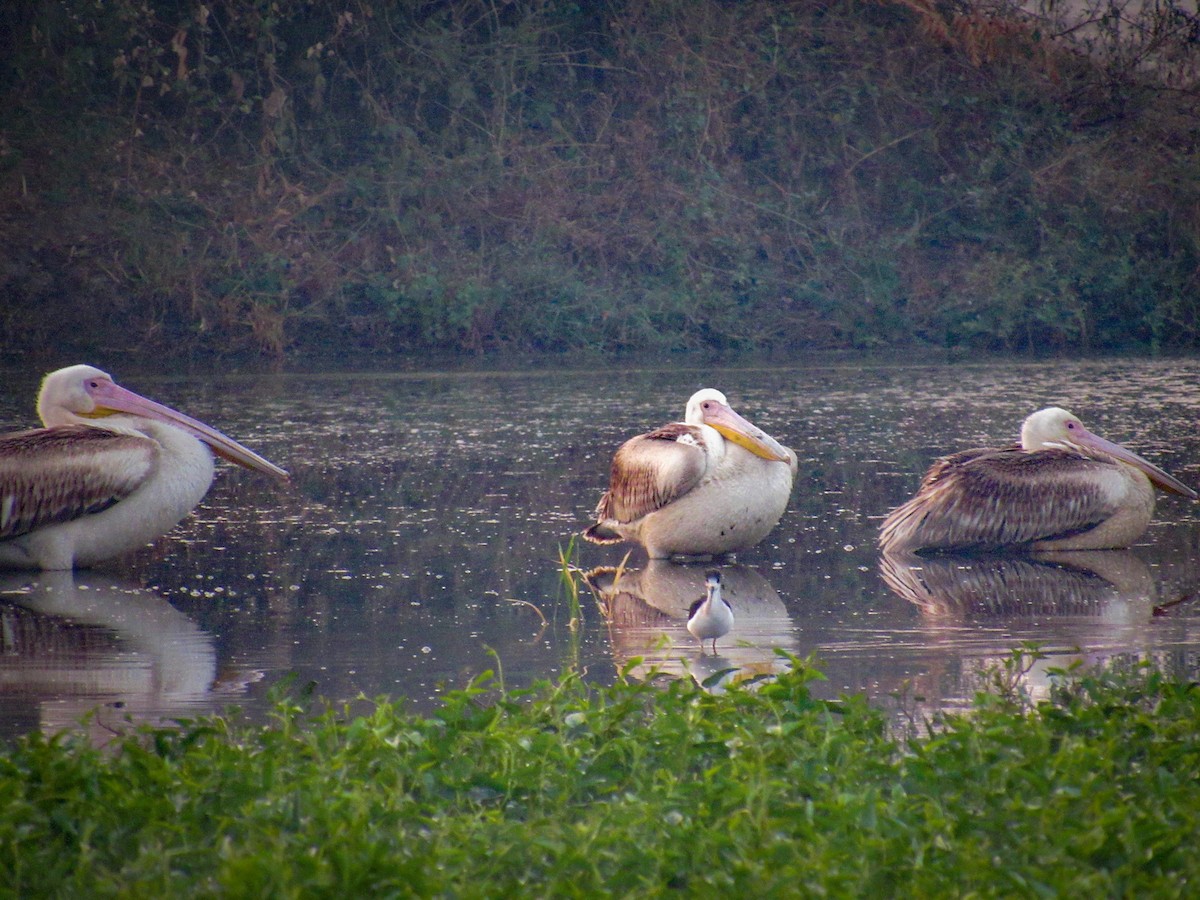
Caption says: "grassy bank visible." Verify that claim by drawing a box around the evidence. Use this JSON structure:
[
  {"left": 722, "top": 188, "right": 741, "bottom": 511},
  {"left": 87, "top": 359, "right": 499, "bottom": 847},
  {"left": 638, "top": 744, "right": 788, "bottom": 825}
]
[
  {"left": 3, "top": 0, "right": 1200, "bottom": 364},
  {"left": 1, "top": 654, "right": 1198, "bottom": 895}
]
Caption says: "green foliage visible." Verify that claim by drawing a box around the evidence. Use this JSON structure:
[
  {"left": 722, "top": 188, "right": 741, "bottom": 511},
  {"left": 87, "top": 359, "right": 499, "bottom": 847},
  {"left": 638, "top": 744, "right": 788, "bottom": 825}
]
[
  {"left": 1, "top": 657, "right": 1199, "bottom": 895},
  {"left": 3, "top": 0, "right": 1200, "bottom": 360}
]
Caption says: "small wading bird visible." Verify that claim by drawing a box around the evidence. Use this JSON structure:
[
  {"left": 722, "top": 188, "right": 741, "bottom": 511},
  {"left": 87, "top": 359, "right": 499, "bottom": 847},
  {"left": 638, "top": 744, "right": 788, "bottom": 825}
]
[
  {"left": 687, "top": 569, "right": 733, "bottom": 653},
  {"left": 0, "top": 364, "right": 289, "bottom": 570},
  {"left": 583, "top": 389, "right": 797, "bottom": 559},
  {"left": 879, "top": 406, "right": 1198, "bottom": 555}
]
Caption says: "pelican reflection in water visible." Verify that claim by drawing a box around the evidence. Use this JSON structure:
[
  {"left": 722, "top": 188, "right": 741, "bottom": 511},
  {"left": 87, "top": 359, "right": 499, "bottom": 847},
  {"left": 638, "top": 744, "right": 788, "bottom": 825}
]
[
  {"left": 876, "top": 550, "right": 1184, "bottom": 711},
  {"left": 879, "top": 550, "right": 1159, "bottom": 623},
  {"left": 879, "top": 407, "right": 1198, "bottom": 555},
  {"left": 584, "top": 389, "right": 796, "bottom": 559},
  {"left": 0, "top": 571, "right": 255, "bottom": 738},
  {"left": 0, "top": 365, "right": 289, "bottom": 570}
]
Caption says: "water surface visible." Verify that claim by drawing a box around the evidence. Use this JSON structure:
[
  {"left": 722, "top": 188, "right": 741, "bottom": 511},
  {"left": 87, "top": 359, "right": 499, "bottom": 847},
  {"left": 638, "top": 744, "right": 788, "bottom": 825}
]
[{"left": 3, "top": 359, "right": 1200, "bottom": 738}]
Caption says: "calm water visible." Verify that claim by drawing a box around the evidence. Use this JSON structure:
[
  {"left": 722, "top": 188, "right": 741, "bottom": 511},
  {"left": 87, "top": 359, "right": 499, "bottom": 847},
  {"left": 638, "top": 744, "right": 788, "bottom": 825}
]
[{"left": 3, "top": 358, "right": 1200, "bottom": 739}]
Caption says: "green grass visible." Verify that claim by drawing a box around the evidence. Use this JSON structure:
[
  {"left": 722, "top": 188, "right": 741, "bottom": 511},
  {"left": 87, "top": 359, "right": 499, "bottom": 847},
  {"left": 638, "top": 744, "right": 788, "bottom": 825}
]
[{"left": 1, "top": 654, "right": 1198, "bottom": 896}]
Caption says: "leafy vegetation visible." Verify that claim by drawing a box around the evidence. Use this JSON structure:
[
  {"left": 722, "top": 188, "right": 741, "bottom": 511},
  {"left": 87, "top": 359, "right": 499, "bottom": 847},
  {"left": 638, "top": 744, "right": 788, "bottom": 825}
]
[
  {"left": 1, "top": 653, "right": 1199, "bottom": 895},
  {"left": 3, "top": 0, "right": 1200, "bottom": 362}
]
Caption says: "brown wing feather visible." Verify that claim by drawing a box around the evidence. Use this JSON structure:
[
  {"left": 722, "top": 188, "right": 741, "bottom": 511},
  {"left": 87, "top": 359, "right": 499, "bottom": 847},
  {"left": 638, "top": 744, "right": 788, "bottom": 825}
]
[
  {"left": 914, "top": 446, "right": 1009, "bottom": 490},
  {"left": 880, "top": 447, "right": 1120, "bottom": 553},
  {"left": 0, "top": 426, "right": 157, "bottom": 540},
  {"left": 593, "top": 423, "right": 708, "bottom": 524}
]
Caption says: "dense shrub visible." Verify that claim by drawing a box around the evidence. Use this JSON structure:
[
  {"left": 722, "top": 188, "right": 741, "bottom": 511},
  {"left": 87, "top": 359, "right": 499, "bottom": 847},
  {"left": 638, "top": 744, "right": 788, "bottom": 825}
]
[
  {"left": 2, "top": 658, "right": 1200, "bottom": 894},
  {"left": 2, "top": 0, "right": 1198, "bottom": 362}
]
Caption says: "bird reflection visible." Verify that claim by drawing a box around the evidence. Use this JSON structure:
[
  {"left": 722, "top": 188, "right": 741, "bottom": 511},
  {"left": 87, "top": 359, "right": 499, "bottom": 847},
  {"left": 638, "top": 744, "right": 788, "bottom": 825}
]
[
  {"left": 879, "top": 549, "right": 1158, "bottom": 624},
  {"left": 583, "top": 560, "right": 797, "bottom": 688},
  {"left": 0, "top": 571, "right": 254, "bottom": 740},
  {"left": 875, "top": 548, "right": 1200, "bottom": 713}
]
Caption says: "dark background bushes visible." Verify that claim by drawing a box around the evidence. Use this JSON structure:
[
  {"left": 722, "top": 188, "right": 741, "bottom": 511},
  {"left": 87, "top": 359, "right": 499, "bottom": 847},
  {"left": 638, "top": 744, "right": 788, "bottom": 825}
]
[{"left": 2, "top": 0, "right": 1199, "bottom": 364}]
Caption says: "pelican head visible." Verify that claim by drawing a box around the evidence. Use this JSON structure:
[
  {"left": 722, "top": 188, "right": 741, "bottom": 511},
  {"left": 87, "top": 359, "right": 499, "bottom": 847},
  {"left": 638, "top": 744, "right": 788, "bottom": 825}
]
[
  {"left": 37, "top": 365, "right": 289, "bottom": 480},
  {"left": 1019, "top": 407, "right": 1092, "bottom": 451},
  {"left": 684, "top": 388, "right": 791, "bottom": 463},
  {"left": 1021, "top": 406, "right": 1197, "bottom": 499}
]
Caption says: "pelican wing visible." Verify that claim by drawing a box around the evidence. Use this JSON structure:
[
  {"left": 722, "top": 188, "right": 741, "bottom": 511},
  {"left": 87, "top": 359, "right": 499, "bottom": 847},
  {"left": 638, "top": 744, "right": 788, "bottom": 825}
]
[
  {"left": 593, "top": 423, "right": 708, "bottom": 524},
  {"left": 881, "top": 447, "right": 1120, "bottom": 552},
  {"left": 0, "top": 426, "right": 156, "bottom": 540},
  {"left": 912, "top": 446, "right": 1001, "bottom": 490}
]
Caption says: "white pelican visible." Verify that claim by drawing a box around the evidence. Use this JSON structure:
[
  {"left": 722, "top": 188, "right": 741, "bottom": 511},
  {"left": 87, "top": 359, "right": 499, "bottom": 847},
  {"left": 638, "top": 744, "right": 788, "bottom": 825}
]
[
  {"left": 0, "top": 364, "right": 289, "bottom": 570},
  {"left": 879, "top": 406, "right": 1198, "bottom": 555},
  {"left": 687, "top": 569, "right": 733, "bottom": 653},
  {"left": 583, "top": 388, "right": 797, "bottom": 559}
]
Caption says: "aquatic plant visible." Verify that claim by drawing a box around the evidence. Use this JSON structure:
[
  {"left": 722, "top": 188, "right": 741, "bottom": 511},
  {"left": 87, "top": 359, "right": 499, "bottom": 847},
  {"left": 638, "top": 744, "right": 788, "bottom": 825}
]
[{"left": 1, "top": 653, "right": 1198, "bottom": 895}]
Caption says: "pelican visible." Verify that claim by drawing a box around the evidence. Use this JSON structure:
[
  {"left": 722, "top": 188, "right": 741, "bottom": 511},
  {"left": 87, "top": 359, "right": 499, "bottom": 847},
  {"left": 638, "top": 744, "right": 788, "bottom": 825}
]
[
  {"left": 583, "top": 389, "right": 797, "bottom": 559},
  {"left": 687, "top": 569, "right": 733, "bottom": 653},
  {"left": 879, "top": 406, "right": 1198, "bottom": 555},
  {"left": 0, "top": 364, "right": 289, "bottom": 570}
]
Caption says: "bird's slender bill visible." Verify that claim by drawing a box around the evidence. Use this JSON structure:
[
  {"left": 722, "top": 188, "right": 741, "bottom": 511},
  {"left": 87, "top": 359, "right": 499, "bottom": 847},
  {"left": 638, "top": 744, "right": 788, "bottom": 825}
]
[
  {"left": 83, "top": 380, "right": 290, "bottom": 480},
  {"left": 703, "top": 404, "right": 790, "bottom": 462},
  {"left": 1074, "top": 427, "right": 1197, "bottom": 499}
]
